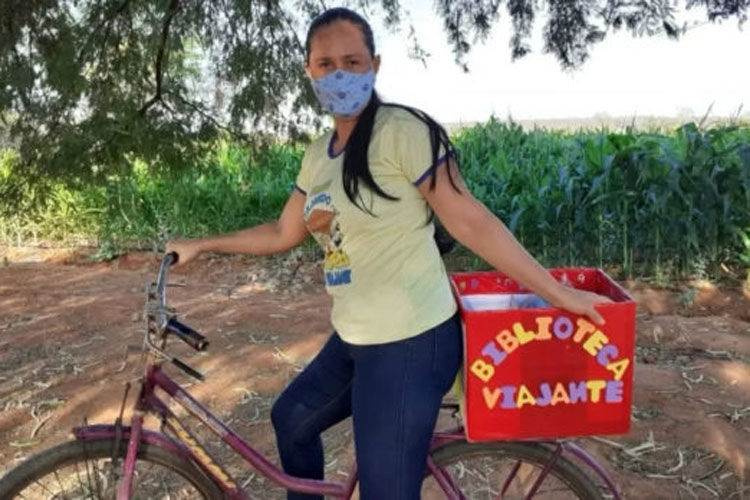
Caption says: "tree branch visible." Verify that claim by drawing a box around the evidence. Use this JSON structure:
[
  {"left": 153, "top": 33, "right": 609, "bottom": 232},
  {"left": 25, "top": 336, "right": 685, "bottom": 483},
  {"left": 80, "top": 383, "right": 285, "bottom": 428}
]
[
  {"left": 280, "top": 9, "right": 305, "bottom": 56},
  {"left": 170, "top": 91, "right": 250, "bottom": 142},
  {"left": 138, "top": 0, "right": 180, "bottom": 117},
  {"left": 77, "top": 0, "right": 131, "bottom": 64}
]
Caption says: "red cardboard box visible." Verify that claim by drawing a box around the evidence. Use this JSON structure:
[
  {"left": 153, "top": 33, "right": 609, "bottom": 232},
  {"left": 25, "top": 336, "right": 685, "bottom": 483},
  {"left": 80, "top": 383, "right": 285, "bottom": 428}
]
[{"left": 450, "top": 268, "right": 636, "bottom": 441}]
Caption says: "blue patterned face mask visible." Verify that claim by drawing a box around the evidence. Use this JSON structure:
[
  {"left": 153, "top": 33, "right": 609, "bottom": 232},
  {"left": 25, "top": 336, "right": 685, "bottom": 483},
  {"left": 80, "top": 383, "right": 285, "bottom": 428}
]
[{"left": 310, "top": 69, "right": 375, "bottom": 117}]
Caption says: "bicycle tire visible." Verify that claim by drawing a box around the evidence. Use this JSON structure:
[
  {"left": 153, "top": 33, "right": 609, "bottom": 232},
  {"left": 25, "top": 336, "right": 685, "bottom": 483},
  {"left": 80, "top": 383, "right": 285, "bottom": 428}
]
[
  {"left": 0, "top": 438, "right": 224, "bottom": 499},
  {"left": 425, "top": 440, "right": 605, "bottom": 500}
]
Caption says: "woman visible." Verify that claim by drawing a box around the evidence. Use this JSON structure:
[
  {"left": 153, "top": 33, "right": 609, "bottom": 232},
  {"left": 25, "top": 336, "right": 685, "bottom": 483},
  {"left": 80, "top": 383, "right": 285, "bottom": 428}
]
[{"left": 166, "top": 7, "right": 610, "bottom": 499}]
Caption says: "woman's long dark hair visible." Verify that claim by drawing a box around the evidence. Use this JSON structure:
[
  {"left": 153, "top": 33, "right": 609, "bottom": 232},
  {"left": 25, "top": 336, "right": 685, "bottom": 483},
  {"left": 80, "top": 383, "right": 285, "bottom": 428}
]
[{"left": 306, "top": 8, "right": 461, "bottom": 254}]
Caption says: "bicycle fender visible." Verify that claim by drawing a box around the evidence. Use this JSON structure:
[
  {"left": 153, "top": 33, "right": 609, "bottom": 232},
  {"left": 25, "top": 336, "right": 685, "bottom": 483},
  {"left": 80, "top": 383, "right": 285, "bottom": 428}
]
[{"left": 72, "top": 424, "right": 192, "bottom": 460}]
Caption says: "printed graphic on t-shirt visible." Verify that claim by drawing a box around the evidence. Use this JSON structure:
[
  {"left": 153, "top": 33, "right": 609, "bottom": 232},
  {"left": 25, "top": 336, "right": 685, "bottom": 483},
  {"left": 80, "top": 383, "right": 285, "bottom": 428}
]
[{"left": 304, "top": 189, "right": 352, "bottom": 287}]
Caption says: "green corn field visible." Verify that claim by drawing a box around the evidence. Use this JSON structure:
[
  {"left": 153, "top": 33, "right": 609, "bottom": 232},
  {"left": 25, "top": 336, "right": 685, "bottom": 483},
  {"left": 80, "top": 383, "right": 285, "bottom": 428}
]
[
  {"left": 455, "top": 119, "right": 750, "bottom": 280},
  {"left": 1, "top": 119, "right": 749, "bottom": 281}
]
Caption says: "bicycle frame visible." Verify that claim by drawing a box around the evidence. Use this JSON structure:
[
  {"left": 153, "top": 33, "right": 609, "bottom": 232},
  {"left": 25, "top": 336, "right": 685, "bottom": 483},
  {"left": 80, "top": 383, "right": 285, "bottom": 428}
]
[
  {"left": 70, "top": 360, "right": 622, "bottom": 499},
  {"left": 69, "top": 254, "right": 623, "bottom": 500}
]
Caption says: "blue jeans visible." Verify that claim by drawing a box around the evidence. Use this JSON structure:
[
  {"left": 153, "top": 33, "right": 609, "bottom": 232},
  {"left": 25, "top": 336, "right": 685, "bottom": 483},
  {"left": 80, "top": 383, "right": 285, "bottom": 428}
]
[{"left": 270, "top": 313, "right": 463, "bottom": 500}]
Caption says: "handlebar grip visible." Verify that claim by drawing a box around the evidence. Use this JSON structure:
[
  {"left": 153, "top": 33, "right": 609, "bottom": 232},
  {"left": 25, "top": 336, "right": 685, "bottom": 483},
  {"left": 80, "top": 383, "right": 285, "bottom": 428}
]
[
  {"left": 167, "top": 251, "right": 179, "bottom": 266},
  {"left": 166, "top": 317, "right": 209, "bottom": 351},
  {"left": 172, "top": 357, "right": 205, "bottom": 381}
]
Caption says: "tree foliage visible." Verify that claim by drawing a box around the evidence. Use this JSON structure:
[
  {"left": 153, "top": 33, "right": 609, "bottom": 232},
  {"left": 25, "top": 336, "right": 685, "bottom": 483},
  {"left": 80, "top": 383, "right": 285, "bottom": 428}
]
[{"left": 0, "top": 0, "right": 747, "bottom": 191}]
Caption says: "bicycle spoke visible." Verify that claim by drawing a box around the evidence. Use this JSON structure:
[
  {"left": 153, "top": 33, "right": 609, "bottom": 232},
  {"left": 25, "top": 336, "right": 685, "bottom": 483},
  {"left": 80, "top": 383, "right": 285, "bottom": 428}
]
[
  {"left": 53, "top": 469, "right": 70, "bottom": 500},
  {"left": 426, "top": 442, "right": 602, "bottom": 500},
  {"left": 92, "top": 459, "right": 105, "bottom": 500},
  {"left": 161, "top": 475, "right": 173, "bottom": 499},
  {"left": 131, "top": 457, "right": 157, "bottom": 497},
  {"left": 74, "top": 460, "right": 86, "bottom": 495},
  {"left": 501, "top": 460, "right": 523, "bottom": 496},
  {"left": 525, "top": 446, "right": 562, "bottom": 498},
  {"left": 32, "top": 477, "right": 57, "bottom": 497},
  {"left": 81, "top": 444, "right": 98, "bottom": 499}
]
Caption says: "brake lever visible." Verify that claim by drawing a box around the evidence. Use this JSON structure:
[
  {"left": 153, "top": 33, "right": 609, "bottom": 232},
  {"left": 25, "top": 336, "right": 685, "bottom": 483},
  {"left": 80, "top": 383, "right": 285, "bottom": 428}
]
[
  {"left": 142, "top": 326, "right": 205, "bottom": 381},
  {"left": 171, "top": 358, "right": 205, "bottom": 381}
]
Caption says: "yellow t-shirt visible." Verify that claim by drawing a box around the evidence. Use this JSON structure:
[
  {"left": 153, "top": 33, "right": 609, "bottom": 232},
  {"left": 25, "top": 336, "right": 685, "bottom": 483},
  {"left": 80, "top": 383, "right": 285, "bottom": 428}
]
[{"left": 296, "top": 106, "right": 458, "bottom": 345}]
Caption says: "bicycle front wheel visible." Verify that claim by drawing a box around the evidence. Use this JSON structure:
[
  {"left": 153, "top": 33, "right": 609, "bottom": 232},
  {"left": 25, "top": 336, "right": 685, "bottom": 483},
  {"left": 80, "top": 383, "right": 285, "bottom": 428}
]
[
  {"left": 423, "top": 441, "right": 605, "bottom": 500},
  {"left": 0, "top": 438, "right": 223, "bottom": 499}
]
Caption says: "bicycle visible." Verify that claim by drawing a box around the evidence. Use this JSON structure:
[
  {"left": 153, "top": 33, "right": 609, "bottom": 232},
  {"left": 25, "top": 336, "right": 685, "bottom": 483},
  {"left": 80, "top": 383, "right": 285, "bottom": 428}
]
[{"left": 0, "top": 253, "right": 623, "bottom": 499}]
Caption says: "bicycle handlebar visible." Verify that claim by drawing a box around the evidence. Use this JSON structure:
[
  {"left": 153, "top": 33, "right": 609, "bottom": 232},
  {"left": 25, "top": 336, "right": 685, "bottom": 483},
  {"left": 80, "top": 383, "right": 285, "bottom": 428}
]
[
  {"left": 155, "top": 252, "right": 178, "bottom": 329},
  {"left": 147, "top": 252, "right": 208, "bottom": 381},
  {"left": 166, "top": 317, "right": 209, "bottom": 351}
]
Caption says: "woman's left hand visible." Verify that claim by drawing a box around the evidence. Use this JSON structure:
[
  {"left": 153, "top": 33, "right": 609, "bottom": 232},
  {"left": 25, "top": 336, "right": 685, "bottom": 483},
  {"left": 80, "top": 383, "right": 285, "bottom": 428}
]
[{"left": 553, "top": 287, "right": 614, "bottom": 326}]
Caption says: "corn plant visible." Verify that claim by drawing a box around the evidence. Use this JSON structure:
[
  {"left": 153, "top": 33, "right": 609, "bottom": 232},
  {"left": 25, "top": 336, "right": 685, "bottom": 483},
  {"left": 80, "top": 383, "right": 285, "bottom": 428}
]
[{"left": 2, "top": 119, "right": 749, "bottom": 281}]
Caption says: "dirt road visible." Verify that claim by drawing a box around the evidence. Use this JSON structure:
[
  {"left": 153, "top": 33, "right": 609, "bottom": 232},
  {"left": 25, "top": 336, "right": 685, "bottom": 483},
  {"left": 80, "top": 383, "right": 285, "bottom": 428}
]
[{"left": 1, "top": 248, "right": 749, "bottom": 498}]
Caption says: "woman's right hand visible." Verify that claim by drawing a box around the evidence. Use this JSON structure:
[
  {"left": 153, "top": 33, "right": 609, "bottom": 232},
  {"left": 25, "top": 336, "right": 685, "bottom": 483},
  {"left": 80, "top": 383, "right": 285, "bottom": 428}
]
[{"left": 165, "top": 239, "right": 204, "bottom": 267}]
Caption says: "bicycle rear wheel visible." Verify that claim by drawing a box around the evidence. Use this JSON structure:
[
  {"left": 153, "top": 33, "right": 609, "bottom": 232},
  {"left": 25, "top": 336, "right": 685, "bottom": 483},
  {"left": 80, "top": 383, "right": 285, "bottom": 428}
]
[
  {"left": 423, "top": 441, "right": 605, "bottom": 500},
  {"left": 0, "top": 438, "right": 223, "bottom": 499}
]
